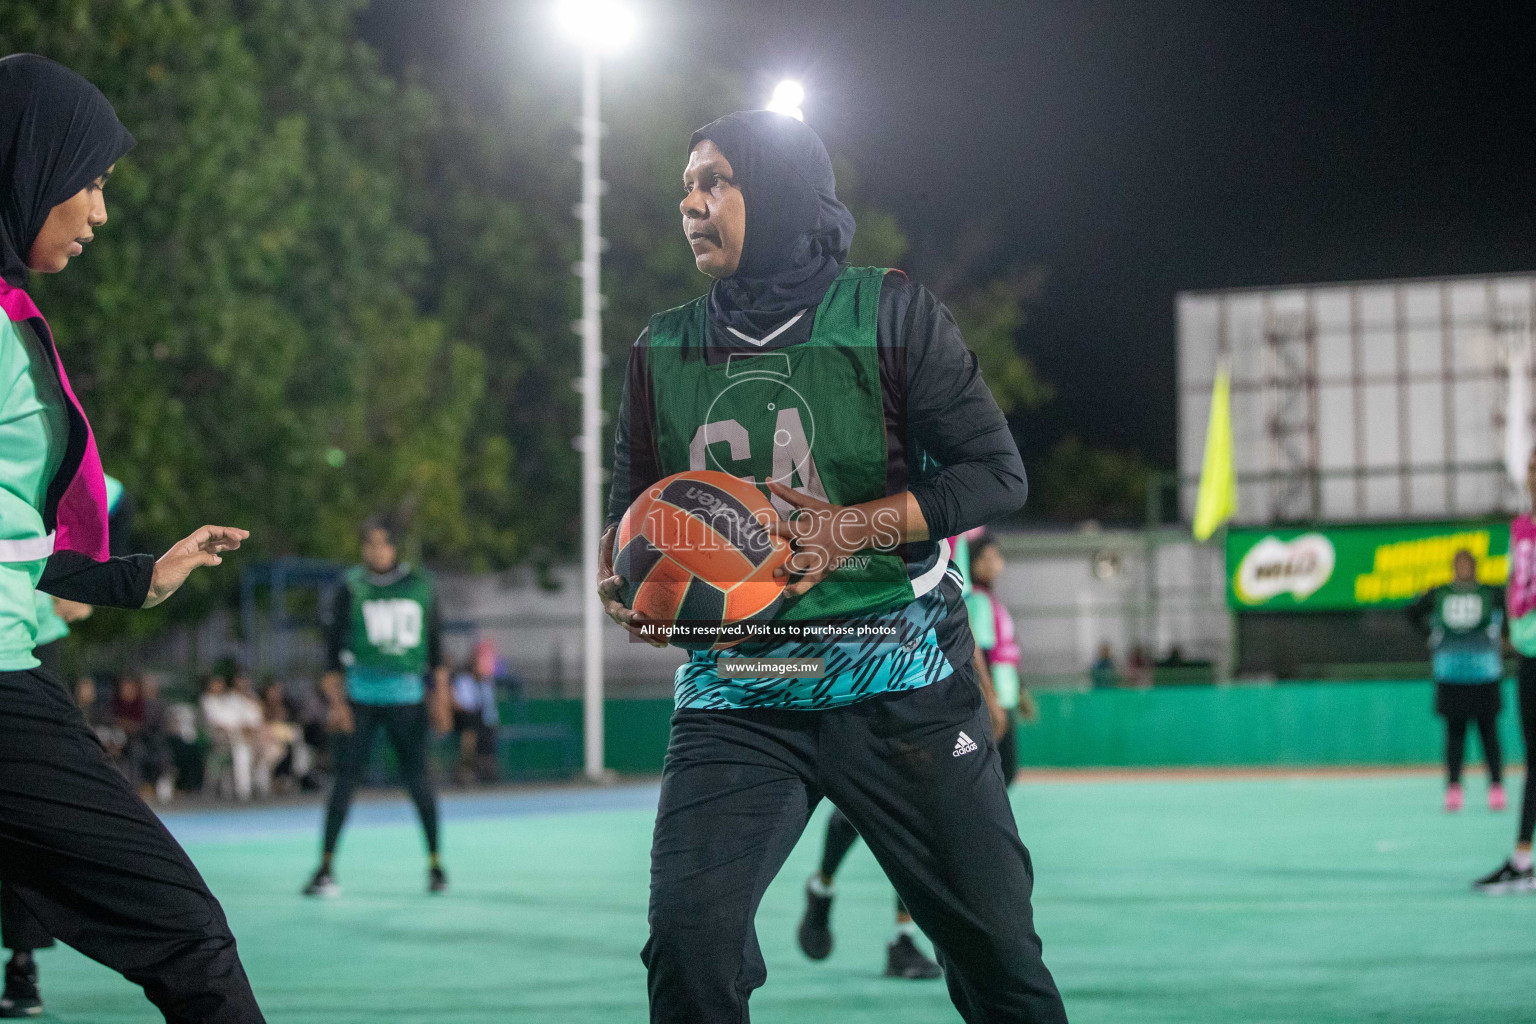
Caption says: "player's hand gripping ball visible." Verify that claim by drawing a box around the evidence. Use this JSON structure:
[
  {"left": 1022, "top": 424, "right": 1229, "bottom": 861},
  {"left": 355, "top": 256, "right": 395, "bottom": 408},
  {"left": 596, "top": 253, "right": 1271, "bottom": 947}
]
[{"left": 613, "top": 470, "right": 791, "bottom": 650}]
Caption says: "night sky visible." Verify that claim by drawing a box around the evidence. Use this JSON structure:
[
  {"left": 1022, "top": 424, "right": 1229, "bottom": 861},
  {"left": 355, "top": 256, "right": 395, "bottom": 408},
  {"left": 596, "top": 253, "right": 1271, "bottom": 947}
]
[{"left": 359, "top": 0, "right": 1536, "bottom": 469}]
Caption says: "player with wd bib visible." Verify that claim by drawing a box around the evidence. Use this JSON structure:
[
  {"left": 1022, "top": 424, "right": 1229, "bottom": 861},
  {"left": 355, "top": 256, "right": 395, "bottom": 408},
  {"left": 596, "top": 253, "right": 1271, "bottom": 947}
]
[
  {"left": 598, "top": 110, "right": 1066, "bottom": 1023},
  {"left": 1410, "top": 549, "right": 1507, "bottom": 815},
  {"left": 304, "top": 517, "right": 452, "bottom": 898}
]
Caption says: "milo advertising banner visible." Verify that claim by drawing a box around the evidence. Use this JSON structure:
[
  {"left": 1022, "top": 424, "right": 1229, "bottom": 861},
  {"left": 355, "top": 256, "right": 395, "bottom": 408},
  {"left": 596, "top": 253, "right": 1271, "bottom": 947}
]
[{"left": 1226, "top": 521, "right": 1510, "bottom": 612}]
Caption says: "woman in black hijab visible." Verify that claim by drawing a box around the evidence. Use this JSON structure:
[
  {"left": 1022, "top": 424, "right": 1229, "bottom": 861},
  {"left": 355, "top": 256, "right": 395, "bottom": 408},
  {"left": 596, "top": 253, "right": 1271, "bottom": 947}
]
[
  {"left": 601, "top": 110, "right": 1064, "bottom": 1023},
  {"left": 0, "top": 53, "right": 134, "bottom": 285},
  {"left": 688, "top": 109, "right": 856, "bottom": 338},
  {"left": 0, "top": 55, "right": 264, "bottom": 1023}
]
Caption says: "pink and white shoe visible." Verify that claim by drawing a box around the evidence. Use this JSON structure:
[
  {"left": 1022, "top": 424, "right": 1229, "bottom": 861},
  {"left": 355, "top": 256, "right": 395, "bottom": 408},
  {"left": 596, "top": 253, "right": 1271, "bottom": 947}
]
[
  {"left": 1490, "top": 784, "right": 1507, "bottom": 812},
  {"left": 1445, "top": 783, "right": 1465, "bottom": 813}
]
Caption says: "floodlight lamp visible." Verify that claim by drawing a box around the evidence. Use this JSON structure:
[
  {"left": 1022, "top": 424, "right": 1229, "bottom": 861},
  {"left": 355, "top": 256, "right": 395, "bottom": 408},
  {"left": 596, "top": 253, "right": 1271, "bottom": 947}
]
[
  {"left": 767, "top": 79, "right": 805, "bottom": 121},
  {"left": 556, "top": 0, "right": 637, "bottom": 54}
]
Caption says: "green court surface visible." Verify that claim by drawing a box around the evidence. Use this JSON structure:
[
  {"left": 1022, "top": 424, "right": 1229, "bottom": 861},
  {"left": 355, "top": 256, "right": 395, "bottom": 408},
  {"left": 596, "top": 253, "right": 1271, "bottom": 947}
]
[{"left": 31, "top": 771, "right": 1536, "bottom": 1023}]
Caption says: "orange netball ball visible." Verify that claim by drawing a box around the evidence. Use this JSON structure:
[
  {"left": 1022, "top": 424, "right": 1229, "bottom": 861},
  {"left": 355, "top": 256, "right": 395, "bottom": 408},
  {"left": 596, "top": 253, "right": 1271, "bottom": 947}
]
[{"left": 614, "top": 470, "right": 791, "bottom": 650}]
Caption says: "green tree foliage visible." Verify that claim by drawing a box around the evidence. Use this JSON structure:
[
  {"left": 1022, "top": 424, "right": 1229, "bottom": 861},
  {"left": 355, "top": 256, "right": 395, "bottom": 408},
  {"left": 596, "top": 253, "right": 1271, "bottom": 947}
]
[
  {"left": 0, "top": 0, "right": 494, "bottom": 598},
  {"left": 2, "top": 0, "right": 1068, "bottom": 614},
  {"left": 1028, "top": 435, "right": 1153, "bottom": 525},
  {"left": 945, "top": 268, "right": 1053, "bottom": 416}
]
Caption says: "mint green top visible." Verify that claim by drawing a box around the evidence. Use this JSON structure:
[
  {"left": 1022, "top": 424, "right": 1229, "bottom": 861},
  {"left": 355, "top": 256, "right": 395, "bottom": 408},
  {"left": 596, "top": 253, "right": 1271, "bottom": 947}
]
[
  {"left": 32, "top": 591, "right": 69, "bottom": 647},
  {"left": 965, "top": 589, "right": 1020, "bottom": 708},
  {"left": 965, "top": 590, "right": 994, "bottom": 648},
  {"left": 1513, "top": 612, "right": 1536, "bottom": 658},
  {"left": 0, "top": 317, "right": 68, "bottom": 670}
]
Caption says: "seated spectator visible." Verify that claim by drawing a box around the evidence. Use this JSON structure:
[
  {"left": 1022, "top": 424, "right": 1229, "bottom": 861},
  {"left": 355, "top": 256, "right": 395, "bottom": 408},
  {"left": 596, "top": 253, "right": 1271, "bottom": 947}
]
[
  {"left": 164, "top": 699, "right": 203, "bottom": 793},
  {"left": 258, "top": 680, "right": 312, "bottom": 795},
  {"left": 232, "top": 670, "right": 281, "bottom": 799},
  {"left": 450, "top": 641, "right": 501, "bottom": 785},
  {"left": 1125, "top": 645, "right": 1153, "bottom": 689},
  {"left": 292, "top": 683, "right": 331, "bottom": 788},
  {"left": 1090, "top": 642, "right": 1119, "bottom": 688},
  {"left": 113, "top": 672, "right": 175, "bottom": 803},
  {"left": 200, "top": 672, "right": 262, "bottom": 801},
  {"left": 138, "top": 675, "right": 176, "bottom": 802},
  {"left": 112, "top": 673, "right": 146, "bottom": 771},
  {"left": 76, "top": 675, "right": 127, "bottom": 767}
]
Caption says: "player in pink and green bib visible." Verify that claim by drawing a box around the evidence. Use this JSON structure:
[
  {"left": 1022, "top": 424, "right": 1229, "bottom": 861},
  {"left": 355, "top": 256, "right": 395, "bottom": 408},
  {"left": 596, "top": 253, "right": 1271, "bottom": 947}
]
[
  {"left": 0, "top": 55, "right": 262, "bottom": 1021},
  {"left": 1474, "top": 448, "right": 1536, "bottom": 892},
  {"left": 965, "top": 532, "right": 1037, "bottom": 784}
]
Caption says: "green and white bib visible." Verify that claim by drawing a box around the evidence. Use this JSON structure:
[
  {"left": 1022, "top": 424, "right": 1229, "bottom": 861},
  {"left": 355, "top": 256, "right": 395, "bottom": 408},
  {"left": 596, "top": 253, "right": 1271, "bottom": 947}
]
[
  {"left": 646, "top": 266, "right": 912, "bottom": 622},
  {"left": 342, "top": 564, "right": 435, "bottom": 704}
]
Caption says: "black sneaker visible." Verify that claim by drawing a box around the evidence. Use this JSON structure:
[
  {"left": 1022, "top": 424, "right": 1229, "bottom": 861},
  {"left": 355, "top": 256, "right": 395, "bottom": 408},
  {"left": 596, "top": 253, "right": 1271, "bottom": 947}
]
[
  {"left": 1473, "top": 859, "right": 1535, "bottom": 893},
  {"left": 884, "top": 934, "right": 942, "bottom": 980},
  {"left": 0, "top": 953, "right": 41, "bottom": 1018},
  {"left": 302, "top": 868, "right": 340, "bottom": 898},
  {"left": 797, "top": 881, "right": 833, "bottom": 960},
  {"left": 428, "top": 866, "right": 448, "bottom": 894}
]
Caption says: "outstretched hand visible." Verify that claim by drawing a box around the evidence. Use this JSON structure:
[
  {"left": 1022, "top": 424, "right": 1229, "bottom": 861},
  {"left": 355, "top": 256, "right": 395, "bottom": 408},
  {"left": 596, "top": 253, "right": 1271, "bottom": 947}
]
[{"left": 144, "top": 525, "right": 249, "bottom": 609}]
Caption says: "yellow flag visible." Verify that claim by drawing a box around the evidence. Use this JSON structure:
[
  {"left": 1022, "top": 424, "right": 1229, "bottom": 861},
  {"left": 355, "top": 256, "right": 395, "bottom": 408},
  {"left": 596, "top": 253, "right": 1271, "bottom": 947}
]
[{"left": 1192, "top": 364, "right": 1236, "bottom": 541}]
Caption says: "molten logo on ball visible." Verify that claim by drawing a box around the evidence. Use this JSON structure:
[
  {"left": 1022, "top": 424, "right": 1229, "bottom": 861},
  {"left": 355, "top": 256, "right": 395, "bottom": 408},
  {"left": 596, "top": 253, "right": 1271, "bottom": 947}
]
[{"left": 613, "top": 470, "right": 791, "bottom": 650}]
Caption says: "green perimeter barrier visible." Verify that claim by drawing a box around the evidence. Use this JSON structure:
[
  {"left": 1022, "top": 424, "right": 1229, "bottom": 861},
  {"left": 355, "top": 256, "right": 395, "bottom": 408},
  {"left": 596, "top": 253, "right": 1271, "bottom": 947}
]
[
  {"left": 495, "top": 681, "right": 1527, "bottom": 775},
  {"left": 496, "top": 698, "right": 673, "bottom": 776},
  {"left": 1017, "top": 680, "right": 1524, "bottom": 768},
  {"left": 394, "top": 701, "right": 675, "bottom": 780}
]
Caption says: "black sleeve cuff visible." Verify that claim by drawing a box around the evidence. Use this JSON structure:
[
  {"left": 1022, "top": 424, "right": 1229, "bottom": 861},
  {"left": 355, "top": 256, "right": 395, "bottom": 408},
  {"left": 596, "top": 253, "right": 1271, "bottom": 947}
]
[
  {"left": 38, "top": 551, "right": 154, "bottom": 609},
  {"left": 427, "top": 599, "right": 444, "bottom": 670},
  {"left": 908, "top": 446, "right": 1028, "bottom": 541},
  {"left": 909, "top": 482, "right": 948, "bottom": 544},
  {"left": 325, "top": 585, "right": 350, "bottom": 673}
]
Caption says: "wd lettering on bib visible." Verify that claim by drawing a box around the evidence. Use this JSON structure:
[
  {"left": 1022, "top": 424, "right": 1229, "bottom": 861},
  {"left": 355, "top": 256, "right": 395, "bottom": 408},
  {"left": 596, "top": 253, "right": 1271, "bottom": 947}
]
[
  {"left": 361, "top": 598, "right": 423, "bottom": 654},
  {"left": 344, "top": 565, "right": 435, "bottom": 704}
]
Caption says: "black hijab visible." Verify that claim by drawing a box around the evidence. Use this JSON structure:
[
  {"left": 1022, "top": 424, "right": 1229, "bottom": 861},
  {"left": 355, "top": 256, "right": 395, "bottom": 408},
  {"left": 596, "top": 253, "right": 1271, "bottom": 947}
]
[
  {"left": 690, "top": 110, "right": 855, "bottom": 337},
  {"left": 0, "top": 54, "right": 135, "bottom": 288}
]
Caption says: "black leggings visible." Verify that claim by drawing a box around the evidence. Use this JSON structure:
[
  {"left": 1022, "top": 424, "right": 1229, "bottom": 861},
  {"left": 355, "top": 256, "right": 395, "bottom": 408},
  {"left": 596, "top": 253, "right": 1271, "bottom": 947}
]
[
  {"left": 1518, "top": 658, "right": 1536, "bottom": 845},
  {"left": 0, "top": 669, "right": 263, "bottom": 1021},
  {"left": 1445, "top": 712, "right": 1503, "bottom": 785},
  {"left": 322, "top": 702, "right": 439, "bottom": 858},
  {"left": 820, "top": 805, "right": 907, "bottom": 918}
]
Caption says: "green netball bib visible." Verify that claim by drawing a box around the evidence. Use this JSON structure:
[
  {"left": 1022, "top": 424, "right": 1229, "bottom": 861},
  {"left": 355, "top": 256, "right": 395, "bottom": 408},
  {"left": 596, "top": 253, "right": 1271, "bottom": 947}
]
[{"left": 645, "top": 267, "right": 914, "bottom": 620}]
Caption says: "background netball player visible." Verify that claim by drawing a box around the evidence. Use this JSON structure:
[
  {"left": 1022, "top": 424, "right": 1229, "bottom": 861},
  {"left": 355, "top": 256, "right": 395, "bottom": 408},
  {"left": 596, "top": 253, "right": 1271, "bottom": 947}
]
[{"left": 303, "top": 516, "right": 452, "bottom": 898}]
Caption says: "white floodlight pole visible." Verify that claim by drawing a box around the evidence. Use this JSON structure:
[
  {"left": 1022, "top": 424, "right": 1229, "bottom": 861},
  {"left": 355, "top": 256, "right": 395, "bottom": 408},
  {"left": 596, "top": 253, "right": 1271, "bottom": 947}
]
[
  {"left": 577, "top": 45, "right": 605, "bottom": 782},
  {"left": 558, "top": 0, "right": 635, "bottom": 782}
]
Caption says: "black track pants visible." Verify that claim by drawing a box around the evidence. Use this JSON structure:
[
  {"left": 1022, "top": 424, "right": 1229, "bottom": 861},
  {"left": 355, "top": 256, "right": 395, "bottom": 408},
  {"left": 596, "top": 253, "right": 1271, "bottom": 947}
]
[
  {"left": 820, "top": 805, "right": 910, "bottom": 919},
  {"left": 0, "top": 881, "right": 51, "bottom": 952},
  {"left": 644, "top": 669, "right": 1067, "bottom": 1024},
  {"left": 0, "top": 669, "right": 264, "bottom": 1022}
]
